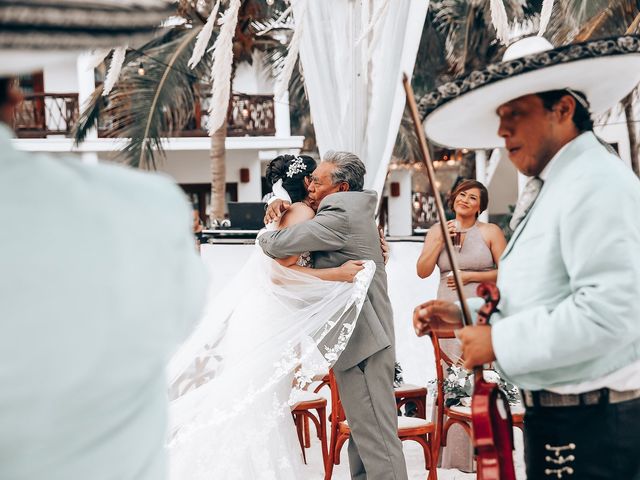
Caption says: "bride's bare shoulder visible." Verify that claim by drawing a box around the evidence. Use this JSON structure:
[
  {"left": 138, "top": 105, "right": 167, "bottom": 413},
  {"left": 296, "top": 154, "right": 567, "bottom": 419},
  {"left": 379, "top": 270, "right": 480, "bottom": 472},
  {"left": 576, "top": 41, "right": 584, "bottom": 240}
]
[{"left": 279, "top": 202, "right": 315, "bottom": 228}]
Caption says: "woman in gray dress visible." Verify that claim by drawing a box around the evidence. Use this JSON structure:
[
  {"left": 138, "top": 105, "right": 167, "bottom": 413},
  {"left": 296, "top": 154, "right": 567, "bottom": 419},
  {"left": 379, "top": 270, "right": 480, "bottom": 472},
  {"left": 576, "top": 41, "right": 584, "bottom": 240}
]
[{"left": 416, "top": 179, "right": 507, "bottom": 472}]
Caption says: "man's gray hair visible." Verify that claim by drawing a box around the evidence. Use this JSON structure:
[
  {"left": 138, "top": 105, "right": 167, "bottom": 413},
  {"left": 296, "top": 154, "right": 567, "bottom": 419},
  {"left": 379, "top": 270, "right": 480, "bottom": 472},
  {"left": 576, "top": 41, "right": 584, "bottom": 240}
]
[{"left": 322, "top": 150, "right": 366, "bottom": 191}]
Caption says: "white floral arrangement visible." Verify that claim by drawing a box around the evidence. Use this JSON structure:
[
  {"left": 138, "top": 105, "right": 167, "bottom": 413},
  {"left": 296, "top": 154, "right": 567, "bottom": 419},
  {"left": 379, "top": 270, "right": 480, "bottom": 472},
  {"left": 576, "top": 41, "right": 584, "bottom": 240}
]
[
  {"left": 431, "top": 365, "right": 520, "bottom": 407},
  {"left": 286, "top": 157, "right": 306, "bottom": 178}
]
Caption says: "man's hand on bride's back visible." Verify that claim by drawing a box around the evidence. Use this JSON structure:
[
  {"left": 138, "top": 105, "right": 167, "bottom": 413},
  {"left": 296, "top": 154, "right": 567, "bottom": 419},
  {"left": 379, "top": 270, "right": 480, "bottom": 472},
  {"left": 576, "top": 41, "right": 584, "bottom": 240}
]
[
  {"left": 264, "top": 199, "right": 291, "bottom": 225},
  {"left": 379, "top": 228, "right": 390, "bottom": 265},
  {"left": 336, "top": 260, "right": 365, "bottom": 282}
]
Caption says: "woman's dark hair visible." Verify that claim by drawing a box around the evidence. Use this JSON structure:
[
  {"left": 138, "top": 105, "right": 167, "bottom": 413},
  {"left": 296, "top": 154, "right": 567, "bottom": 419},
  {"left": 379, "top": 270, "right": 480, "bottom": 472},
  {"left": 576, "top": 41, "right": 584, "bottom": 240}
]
[
  {"left": 448, "top": 179, "right": 489, "bottom": 217},
  {"left": 536, "top": 89, "right": 594, "bottom": 133},
  {"left": 265, "top": 154, "right": 317, "bottom": 203},
  {"left": 0, "top": 78, "right": 12, "bottom": 106}
]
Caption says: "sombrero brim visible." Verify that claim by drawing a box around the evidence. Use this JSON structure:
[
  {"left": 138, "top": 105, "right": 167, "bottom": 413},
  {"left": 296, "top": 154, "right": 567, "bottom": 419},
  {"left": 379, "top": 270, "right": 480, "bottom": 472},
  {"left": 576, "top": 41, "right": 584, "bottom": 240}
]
[
  {"left": 419, "top": 36, "right": 640, "bottom": 149},
  {"left": 0, "top": 0, "right": 175, "bottom": 76}
]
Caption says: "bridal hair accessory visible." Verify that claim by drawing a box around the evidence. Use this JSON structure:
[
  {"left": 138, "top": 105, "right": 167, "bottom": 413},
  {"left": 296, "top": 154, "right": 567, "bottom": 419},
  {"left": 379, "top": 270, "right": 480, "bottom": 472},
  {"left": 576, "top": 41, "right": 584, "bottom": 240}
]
[{"left": 286, "top": 157, "right": 306, "bottom": 178}]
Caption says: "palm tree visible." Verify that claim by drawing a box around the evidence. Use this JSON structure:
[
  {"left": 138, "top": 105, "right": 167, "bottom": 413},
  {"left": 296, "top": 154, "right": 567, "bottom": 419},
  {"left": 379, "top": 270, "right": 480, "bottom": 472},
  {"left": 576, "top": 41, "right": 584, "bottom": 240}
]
[
  {"left": 74, "top": 0, "right": 291, "bottom": 223},
  {"left": 395, "top": 0, "right": 536, "bottom": 170},
  {"left": 545, "top": 0, "right": 640, "bottom": 178}
]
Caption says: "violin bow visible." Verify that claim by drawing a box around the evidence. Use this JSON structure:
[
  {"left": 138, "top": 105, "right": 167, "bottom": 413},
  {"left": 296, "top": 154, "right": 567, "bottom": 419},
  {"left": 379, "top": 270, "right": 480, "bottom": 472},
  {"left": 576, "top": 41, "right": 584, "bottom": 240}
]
[
  {"left": 403, "top": 74, "right": 517, "bottom": 480},
  {"left": 401, "top": 74, "right": 473, "bottom": 327}
]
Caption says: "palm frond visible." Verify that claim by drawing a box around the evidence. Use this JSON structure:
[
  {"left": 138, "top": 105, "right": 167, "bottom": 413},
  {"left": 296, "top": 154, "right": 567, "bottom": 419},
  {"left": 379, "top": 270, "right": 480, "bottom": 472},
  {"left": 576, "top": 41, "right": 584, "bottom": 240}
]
[
  {"left": 393, "top": 106, "right": 422, "bottom": 161},
  {"left": 75, "top": 25, "right": 211, "bottom": 169}
]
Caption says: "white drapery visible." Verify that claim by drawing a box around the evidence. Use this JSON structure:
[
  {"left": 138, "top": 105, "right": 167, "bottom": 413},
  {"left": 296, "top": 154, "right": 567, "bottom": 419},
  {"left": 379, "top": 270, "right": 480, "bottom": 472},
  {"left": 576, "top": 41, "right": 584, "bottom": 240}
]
[{"left": 292, "top": 0, "right": 428, "bottom": 199}]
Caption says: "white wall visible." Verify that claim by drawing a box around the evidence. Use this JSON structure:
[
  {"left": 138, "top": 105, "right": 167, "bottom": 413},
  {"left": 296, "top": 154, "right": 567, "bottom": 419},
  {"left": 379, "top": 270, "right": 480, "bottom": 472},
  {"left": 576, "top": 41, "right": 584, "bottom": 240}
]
[
  {"left": 386, "top": 169, "right": 413, "bottom": 236},
  {"left": 233, "top": 51, "right": 275, "bottom": 95},
  {"left": 150, "top": 150, "right": 259, "bottom": 200},
  {"left": 487, "top": 150, "right": 519, "bottom": 215},
  {"left": 43, "top": 58, "right": 80, "bottom": 93}
]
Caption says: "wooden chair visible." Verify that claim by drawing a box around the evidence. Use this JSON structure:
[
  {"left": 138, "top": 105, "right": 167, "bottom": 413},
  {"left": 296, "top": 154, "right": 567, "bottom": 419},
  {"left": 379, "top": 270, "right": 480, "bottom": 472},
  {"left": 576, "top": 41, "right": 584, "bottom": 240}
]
[
  {"left": 325, "top": 370, "right": 437, "bottom": 480},
  {"left": 428, "top": 329, "right": 524, "bottom": 460},
  {"left": 291, "top": 390, "right": 328, "bottom": 472},
  {"left": 314, "top": 372, "right": 330, "bottom": 394},
  {"left": 395, "top": 383, "right": 428, "bottom": 419}
]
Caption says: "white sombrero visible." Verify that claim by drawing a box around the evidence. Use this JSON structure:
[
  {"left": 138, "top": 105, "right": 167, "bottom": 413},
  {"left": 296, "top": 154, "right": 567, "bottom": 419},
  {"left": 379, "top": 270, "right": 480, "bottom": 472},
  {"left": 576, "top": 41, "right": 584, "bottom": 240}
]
[
  {"left": 0, "top": 0, "right": 175, "bottom": 76},
  {"left": 419, "top": 35, "right": 640, "bottom": 149}
]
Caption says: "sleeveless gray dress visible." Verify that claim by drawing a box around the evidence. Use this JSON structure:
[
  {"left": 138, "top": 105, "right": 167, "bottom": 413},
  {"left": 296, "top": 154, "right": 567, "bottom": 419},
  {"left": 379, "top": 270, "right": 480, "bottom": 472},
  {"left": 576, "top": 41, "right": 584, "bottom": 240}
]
[
  {"left": 435, "top": 222, "right": 495, "bottom": 472},
  {"left": 436, "top": 222, "right": 495, "bottom": 302}
]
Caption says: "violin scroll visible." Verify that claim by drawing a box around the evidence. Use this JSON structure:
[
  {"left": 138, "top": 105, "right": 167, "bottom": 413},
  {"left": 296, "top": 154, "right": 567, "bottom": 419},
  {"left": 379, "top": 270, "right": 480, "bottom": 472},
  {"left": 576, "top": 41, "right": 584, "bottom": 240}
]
[{"left": 476, "top": 282, "right": 500, "bottom": 326}]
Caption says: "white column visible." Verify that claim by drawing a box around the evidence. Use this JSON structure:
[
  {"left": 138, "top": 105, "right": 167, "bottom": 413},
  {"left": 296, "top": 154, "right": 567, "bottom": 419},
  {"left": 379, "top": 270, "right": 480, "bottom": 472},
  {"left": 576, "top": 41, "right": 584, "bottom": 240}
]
[
  {"left": 76, "top": 53, "right": 96, "bottom": 110},
  {"left": 387, "top": 169, "right": 413, "bottom": 236},
  {"left": 475, "top": 150, "right": 489, "bottom": 222},
  {"left": 274, "top": 91, "right": 291, "bottom": 138},
  {"left": 76, "top": 52, "right": 99, "bottom": 165},
  {"left": 475, "top": 150, "right": 487, "bottom": 184}
]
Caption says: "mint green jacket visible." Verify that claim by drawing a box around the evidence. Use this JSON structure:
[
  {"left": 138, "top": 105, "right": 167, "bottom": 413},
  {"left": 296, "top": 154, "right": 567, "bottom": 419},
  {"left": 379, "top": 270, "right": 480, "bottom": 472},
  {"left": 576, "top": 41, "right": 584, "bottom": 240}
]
[
  {"left": 0, "top": 124, "right": 206, "bottom": 479},
  {"left": 470, "top": 132, "right": 640, "bottom": 391}
]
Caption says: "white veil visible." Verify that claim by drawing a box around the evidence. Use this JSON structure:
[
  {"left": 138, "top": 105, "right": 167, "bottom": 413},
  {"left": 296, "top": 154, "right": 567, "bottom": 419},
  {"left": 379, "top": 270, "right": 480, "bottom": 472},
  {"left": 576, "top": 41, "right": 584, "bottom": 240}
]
[{"left": 167, "top": 243, "right": 375, "bottom": 479}]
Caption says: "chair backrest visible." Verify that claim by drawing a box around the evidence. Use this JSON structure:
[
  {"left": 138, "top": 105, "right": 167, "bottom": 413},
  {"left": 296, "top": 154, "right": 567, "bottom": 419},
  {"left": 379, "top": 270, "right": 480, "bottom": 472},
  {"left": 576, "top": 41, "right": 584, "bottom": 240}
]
[
  {"left": 427, "top": 329, "right": 460, "bottom": 443},
  {"left": 328, "top": 370, "right": 346, "bottom": 424}
]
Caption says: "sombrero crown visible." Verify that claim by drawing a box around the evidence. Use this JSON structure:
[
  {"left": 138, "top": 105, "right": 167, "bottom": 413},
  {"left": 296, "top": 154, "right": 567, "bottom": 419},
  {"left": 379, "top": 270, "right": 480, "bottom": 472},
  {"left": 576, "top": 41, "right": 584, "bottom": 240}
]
[{"left": 419, "top": 35, "right": 640, "bottom": 149}]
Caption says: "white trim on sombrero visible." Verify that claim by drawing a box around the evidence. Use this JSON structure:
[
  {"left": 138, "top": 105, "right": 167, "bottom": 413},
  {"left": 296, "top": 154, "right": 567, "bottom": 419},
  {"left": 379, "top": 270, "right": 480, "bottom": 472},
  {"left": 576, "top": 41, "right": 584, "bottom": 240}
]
[{"left": 421, "top": 36, "right": 640, "bottom": 149}]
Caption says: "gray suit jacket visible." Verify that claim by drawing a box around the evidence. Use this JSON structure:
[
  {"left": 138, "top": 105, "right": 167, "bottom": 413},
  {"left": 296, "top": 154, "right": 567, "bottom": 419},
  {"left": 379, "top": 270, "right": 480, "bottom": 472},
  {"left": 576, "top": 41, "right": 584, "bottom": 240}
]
[{"left": 258, "top": 190, "right": 393, "bottom": 370}]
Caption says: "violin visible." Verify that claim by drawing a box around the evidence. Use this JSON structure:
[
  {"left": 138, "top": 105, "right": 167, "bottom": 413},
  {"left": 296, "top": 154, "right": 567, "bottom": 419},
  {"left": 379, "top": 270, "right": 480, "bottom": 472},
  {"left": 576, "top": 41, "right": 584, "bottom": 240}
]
[{"left": 402, "top": 75, "right": 516, "bottom": 480}]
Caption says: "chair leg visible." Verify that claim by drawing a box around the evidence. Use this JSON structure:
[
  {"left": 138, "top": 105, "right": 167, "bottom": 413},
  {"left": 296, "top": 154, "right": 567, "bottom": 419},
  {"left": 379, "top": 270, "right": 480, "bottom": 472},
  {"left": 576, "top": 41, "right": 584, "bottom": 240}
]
[
  {"left": 304, "top": 415, "right": 311, "bottom": 448},
  {"left": 430, "top": 432, "right": 440, "bottom": 480},
  {"left": 318, "top": 406, "right": 328, "bottom": 476},
  {"left": 325, "top": 419, "right": 338, "bottom": 480},
  {"left": 334, "top": 434, "right": 348, "bottom": 466},
  {"left": 293, "top": 413, "right": 307, "bottom": 464}
]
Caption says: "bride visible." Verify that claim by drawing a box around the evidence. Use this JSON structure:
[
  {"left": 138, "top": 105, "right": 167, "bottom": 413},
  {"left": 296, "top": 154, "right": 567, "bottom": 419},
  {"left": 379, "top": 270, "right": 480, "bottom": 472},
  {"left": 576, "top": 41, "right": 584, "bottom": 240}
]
[{"left": 167, "top": 154, "right": 376, "bottom": 479}]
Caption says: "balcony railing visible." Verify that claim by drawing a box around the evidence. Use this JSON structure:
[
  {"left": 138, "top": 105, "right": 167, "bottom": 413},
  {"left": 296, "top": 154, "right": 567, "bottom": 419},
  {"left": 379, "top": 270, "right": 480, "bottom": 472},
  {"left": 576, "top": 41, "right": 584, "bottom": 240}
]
[
  {"left": 13, "top": 93, "right": 79, "bottom": 138},
  {"left": 179, "top": 93, "right": 276, "bottom": 137},
  {"left": 14, "top": 92, "right": 276, "bottom": 139}
]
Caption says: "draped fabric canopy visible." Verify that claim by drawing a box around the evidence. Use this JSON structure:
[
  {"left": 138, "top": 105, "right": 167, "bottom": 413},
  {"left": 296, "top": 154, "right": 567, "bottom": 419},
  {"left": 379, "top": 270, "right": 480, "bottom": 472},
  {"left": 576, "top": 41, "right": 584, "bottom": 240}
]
[{"left": 292, "top": 0, "right": 428, "bottom": 198}]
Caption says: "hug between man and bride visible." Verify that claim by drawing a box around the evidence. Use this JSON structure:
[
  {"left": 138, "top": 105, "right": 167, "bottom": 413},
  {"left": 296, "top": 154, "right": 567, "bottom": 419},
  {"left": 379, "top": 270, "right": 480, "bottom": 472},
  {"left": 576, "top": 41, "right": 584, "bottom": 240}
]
[{"left": 166, "top": 150, "right": 408, "bottom": 480}]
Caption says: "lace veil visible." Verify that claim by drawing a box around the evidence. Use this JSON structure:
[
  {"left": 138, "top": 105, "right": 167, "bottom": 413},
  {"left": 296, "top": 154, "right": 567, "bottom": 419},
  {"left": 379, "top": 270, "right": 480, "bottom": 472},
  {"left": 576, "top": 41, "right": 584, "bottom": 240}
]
[{"left": 166, "top": 244, "right": 375, "bottom": 478}]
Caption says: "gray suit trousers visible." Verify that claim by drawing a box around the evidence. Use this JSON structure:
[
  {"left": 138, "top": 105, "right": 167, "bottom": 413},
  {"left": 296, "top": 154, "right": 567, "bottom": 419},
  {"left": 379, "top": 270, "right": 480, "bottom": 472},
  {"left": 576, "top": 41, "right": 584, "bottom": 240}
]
[{"left": 333, "top": 346, "right": 408, "bottom": 480}]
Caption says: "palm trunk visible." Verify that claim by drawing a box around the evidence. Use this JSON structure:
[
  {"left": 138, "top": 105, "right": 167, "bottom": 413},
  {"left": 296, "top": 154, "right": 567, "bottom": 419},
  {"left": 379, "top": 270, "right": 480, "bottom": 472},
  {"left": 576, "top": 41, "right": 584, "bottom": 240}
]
[
  {"left": 623, "top": 92, "right": 640, "bottom": 178},
  {"left": 210, "top": 122, "right": 227, "bottom": 223}
]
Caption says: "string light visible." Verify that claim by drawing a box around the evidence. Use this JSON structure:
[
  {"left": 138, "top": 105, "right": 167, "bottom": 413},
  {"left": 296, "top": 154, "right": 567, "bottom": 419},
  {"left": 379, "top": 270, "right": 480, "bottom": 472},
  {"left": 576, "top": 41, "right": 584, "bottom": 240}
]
[{"left": 137, "top": 62, "right": 145, "bottom": 76}]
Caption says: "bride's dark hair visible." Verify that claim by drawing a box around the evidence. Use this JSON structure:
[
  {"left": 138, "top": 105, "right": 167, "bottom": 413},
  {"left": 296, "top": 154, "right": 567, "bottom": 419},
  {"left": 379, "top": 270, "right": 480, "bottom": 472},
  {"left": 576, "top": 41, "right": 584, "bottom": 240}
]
[{"left": 265, "top": 154, "right": 317, "bottom": 203}]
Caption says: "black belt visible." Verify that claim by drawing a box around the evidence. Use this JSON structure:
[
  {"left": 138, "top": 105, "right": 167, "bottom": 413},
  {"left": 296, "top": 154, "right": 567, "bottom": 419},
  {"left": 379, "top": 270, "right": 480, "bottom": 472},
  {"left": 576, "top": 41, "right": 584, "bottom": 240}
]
[{"left": 522, "top": 388, "right": 640, "bottom": 408}]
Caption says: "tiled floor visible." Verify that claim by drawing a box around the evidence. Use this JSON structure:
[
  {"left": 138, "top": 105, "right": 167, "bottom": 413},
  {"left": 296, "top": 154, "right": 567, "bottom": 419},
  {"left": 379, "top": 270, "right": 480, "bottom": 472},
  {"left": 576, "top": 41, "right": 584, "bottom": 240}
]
[{"left": 300, "top": 427, "right": 526, "bottom": 480}]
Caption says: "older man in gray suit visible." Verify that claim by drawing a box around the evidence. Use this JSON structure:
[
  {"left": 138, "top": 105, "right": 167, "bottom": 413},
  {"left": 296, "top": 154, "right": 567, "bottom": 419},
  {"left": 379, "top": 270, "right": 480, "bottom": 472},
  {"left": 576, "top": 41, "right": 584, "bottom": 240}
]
[{"left": 258, "top": 151, "right": 407, "bottom": 480}]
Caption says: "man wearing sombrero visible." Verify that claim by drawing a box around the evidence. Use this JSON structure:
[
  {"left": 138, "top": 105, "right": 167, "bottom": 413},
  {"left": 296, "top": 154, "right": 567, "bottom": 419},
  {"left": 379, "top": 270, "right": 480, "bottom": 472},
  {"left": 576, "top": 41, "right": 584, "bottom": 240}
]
[
  {"left": 0, "top": 2, "right": 206, "bottom": 479},
  {"left": 414, "top": 35, "right": 640, "bottom": 478}
]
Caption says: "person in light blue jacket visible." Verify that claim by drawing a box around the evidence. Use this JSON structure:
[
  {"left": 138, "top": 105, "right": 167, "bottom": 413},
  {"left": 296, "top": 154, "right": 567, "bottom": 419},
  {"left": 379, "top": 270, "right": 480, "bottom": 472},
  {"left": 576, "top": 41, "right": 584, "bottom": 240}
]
[
  {"left": 0, "top": 3, "right": 206, "bottom": 480},
  {"left": 413, "top": 35, "right": 640, "bottom": 479}
]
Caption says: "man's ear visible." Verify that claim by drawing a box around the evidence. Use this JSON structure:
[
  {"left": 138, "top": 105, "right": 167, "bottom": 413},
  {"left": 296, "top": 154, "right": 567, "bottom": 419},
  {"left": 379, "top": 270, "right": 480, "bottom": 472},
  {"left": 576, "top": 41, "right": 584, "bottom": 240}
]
[
  {"left": 338, "top": 182, "right": 350, "bottom": 192},
  {"left": 555, "top": 95, "right": 576, "bottom": 123}
]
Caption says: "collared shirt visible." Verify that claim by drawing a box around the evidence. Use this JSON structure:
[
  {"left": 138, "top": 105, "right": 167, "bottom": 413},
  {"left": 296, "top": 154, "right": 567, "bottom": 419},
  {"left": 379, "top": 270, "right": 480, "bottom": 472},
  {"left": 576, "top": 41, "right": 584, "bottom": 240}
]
[
  {"left": 470, "top": 132, "right": 640, "bottom": 392},
  {"left": 544, "top": 135, "right": 640, "bottom": 394}
]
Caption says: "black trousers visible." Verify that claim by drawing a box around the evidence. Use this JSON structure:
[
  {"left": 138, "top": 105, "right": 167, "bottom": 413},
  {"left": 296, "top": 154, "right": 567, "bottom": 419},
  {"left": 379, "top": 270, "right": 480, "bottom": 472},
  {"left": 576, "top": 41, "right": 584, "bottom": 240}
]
[{"left": 524, "top": 396, "right": 640, "bottom": 479}]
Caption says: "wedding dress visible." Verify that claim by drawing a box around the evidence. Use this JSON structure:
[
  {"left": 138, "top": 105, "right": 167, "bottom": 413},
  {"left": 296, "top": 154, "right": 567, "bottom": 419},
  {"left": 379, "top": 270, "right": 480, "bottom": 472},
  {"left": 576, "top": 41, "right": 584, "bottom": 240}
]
[{"left": 167, "top": 238, "right": 375, "bottom": 479}]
